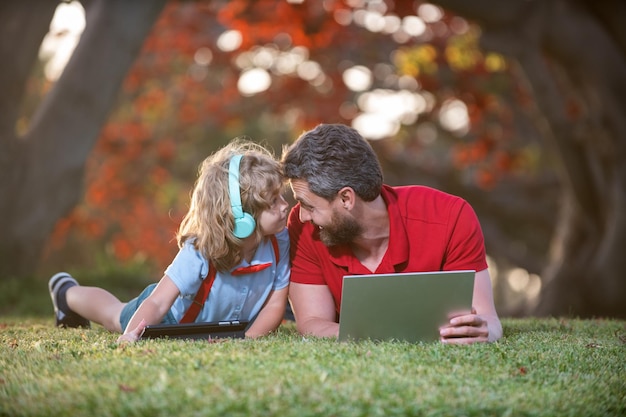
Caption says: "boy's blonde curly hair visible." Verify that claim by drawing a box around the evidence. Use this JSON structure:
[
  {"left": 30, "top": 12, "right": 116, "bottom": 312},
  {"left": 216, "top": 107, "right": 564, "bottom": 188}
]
[{"left": 177, "top": 138, "right": 283, "bottom": 271}]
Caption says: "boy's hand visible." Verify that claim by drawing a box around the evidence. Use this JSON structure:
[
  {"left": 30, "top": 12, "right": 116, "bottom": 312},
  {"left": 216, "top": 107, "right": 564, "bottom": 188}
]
[{"left": 117, "top": 319, "right": 147, "bottom": 344}]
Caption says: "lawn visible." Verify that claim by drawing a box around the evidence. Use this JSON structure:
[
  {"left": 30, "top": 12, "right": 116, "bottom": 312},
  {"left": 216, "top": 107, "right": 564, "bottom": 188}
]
[{"left": 1, "top": 317, "right": 624, "bottom": 417}]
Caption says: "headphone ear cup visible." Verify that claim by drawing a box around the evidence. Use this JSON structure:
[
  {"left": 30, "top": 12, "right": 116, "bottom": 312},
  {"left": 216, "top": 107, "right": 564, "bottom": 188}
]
[{"left": 233, "top": 212, "right": 256, "bottom": 239}]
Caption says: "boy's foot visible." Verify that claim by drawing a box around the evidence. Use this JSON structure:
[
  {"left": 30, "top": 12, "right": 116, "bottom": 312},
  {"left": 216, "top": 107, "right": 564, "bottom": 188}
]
[{"left": 48, "top": 272, "right": 90, "bottom": 328}]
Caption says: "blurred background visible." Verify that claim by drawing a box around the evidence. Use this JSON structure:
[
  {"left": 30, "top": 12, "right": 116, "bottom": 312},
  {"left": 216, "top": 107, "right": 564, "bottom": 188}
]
[{"left": 1, "top": 0, "right": 625, "bottom": 319}]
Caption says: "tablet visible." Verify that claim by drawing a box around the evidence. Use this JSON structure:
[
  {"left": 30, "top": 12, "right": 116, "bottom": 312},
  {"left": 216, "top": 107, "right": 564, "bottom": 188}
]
[
  {"left": 338, "top": 270, "right": 475, "bottom": 343},
  {"left": 140, "top": 320, "right": 249, "bottom": 340}
]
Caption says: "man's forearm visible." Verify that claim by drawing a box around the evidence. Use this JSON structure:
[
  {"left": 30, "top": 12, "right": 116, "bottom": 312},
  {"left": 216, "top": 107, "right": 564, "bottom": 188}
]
[
  {"left": 297, "top": 317, "right": 340, "bottom": 338},
  {"left": 487, "top": 315, "right": 503, "bottom": 342}
]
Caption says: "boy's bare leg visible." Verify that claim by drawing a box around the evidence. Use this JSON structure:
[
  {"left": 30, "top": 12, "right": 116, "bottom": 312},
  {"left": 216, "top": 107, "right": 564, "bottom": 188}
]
[{"left": 65, "top": 286, "right": 125, "bottom": 332}]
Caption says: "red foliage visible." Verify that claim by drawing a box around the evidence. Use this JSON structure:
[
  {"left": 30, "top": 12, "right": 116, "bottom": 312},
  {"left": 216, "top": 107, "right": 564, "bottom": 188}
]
[
  {"left": 217, "top": 0, "right": 347, "bottom": 49},
  {"left": 44, "top": 0, "right": 527, "bottom": 273}
]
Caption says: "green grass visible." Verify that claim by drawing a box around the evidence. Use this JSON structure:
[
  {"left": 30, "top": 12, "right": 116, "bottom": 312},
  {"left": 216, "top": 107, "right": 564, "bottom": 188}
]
[{"left": 1, "top": 317, "right": 624, "bottom": 417}]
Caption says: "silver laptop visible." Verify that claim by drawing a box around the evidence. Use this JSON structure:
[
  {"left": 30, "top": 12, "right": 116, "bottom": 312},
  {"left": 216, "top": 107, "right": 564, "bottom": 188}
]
[{"left": 338, "top": 270, "right": 475, "bottom": 343}]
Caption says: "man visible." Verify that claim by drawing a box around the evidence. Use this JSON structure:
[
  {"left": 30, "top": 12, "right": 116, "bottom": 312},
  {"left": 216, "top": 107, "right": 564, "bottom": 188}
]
[{"left": 281, "top": 123, "right": 502, "bottom": 344}]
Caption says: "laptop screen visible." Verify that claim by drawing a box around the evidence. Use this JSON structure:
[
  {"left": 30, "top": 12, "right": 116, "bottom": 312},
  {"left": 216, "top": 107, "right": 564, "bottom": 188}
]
[{"left": 338, "top": 270, "right": 475, "bottom": 343}]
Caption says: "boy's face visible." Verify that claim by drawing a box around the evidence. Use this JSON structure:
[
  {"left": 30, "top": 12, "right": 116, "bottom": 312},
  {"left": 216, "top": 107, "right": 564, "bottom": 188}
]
[{"left": 257, "top": 192, "right": 290, "bottom": 235}]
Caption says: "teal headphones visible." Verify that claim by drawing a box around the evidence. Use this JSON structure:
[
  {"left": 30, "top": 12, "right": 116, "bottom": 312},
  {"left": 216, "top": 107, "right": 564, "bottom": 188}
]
[{"left": 228, "top": 154, "right": 256, "bottom": 238}]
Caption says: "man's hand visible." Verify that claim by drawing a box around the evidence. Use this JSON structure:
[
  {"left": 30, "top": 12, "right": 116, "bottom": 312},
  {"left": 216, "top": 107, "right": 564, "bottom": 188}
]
[{"left": 439, "top": 308, "right": 489, "bottom": 344}]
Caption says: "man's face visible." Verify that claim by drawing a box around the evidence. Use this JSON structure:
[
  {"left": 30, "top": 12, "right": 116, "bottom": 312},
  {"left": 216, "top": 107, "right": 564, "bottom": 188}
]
[
  {"left": 289, "top": 179, "right": 362, "bottom": 246},
  {"left": 317, "top": 206, "right": 362, "bottom": 247}
]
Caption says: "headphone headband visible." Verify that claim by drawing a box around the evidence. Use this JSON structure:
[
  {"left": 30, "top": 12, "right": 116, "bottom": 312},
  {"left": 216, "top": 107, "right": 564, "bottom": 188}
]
[
  {"left": 228, "top": 154, "right": 244, "bottom": 219},
  {"left": 228, "top": 154, "right": 256, "bottom": 238}
]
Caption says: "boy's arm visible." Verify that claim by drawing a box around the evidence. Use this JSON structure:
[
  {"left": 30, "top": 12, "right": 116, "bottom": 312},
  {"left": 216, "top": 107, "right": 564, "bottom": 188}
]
[
  {"left": 118, "top": 275, "right": 179, "bottom": 343},
  {"left": 245, "top": 287, "right": 288, "bottom": 338}
]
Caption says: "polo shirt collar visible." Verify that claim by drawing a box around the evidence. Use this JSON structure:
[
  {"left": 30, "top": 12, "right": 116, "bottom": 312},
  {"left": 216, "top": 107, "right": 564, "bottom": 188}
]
[
  {"left": 230, "top": 237, "right": 276, "bottom": 271},
  {"left": 328, "top": 185, "right": 410, "bottom": 271}
]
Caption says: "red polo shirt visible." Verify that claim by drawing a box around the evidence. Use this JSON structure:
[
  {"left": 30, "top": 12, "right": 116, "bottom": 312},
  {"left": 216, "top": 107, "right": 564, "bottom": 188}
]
[{"left": 287, "top": 185, "right": 487, "bottom": 314}]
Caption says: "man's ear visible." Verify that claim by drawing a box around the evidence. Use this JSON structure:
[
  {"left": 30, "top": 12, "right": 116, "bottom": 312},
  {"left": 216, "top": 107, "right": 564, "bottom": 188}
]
[{"left": 338, "top": 187, "right": 356, "bottom": 210}]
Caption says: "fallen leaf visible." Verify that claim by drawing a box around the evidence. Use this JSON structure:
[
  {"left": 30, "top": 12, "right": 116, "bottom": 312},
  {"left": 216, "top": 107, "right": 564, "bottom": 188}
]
[{"left": 119, "top": 384, "right": 136, "bottom": 392}]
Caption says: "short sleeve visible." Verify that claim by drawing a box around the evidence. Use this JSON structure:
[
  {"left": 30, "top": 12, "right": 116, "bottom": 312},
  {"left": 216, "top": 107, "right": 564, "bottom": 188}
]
[
  {"left": 164, "top": 240, "right": 210, "bottom": 297},
  {"left": 443, "top": 200, "right": 488, "bottom": 272}
]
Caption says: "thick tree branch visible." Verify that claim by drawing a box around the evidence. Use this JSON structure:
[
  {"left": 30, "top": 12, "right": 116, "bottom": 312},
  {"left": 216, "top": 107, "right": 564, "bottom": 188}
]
[
  {"left": 1, "top": 0, "right": 167, "bottom": 277},
  {"left": 15, "top": 0, "right": 167, "bottom": 238},
  {"left": 0, "top": 1, "right": 57, "bottom": 138}
]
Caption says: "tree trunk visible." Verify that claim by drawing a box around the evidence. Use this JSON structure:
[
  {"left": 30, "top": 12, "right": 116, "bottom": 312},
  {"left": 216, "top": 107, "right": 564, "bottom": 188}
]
[
  {"left": 432, "top": 0, "right": 626, "bottom": 317},
  {"left": 0, "top": 0, "right": 167, "bottom": 279}
]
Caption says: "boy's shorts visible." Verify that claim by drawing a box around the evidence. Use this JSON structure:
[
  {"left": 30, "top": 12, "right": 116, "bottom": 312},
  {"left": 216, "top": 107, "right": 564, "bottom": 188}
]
[{"left": 119, "top": 283, "right": 177, "bottom": 332}]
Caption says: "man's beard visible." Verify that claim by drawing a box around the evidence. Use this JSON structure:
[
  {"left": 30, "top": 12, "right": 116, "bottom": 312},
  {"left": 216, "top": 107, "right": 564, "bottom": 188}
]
[{"left": 319, "top": 209, "right": 362, "bottom": 247}]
